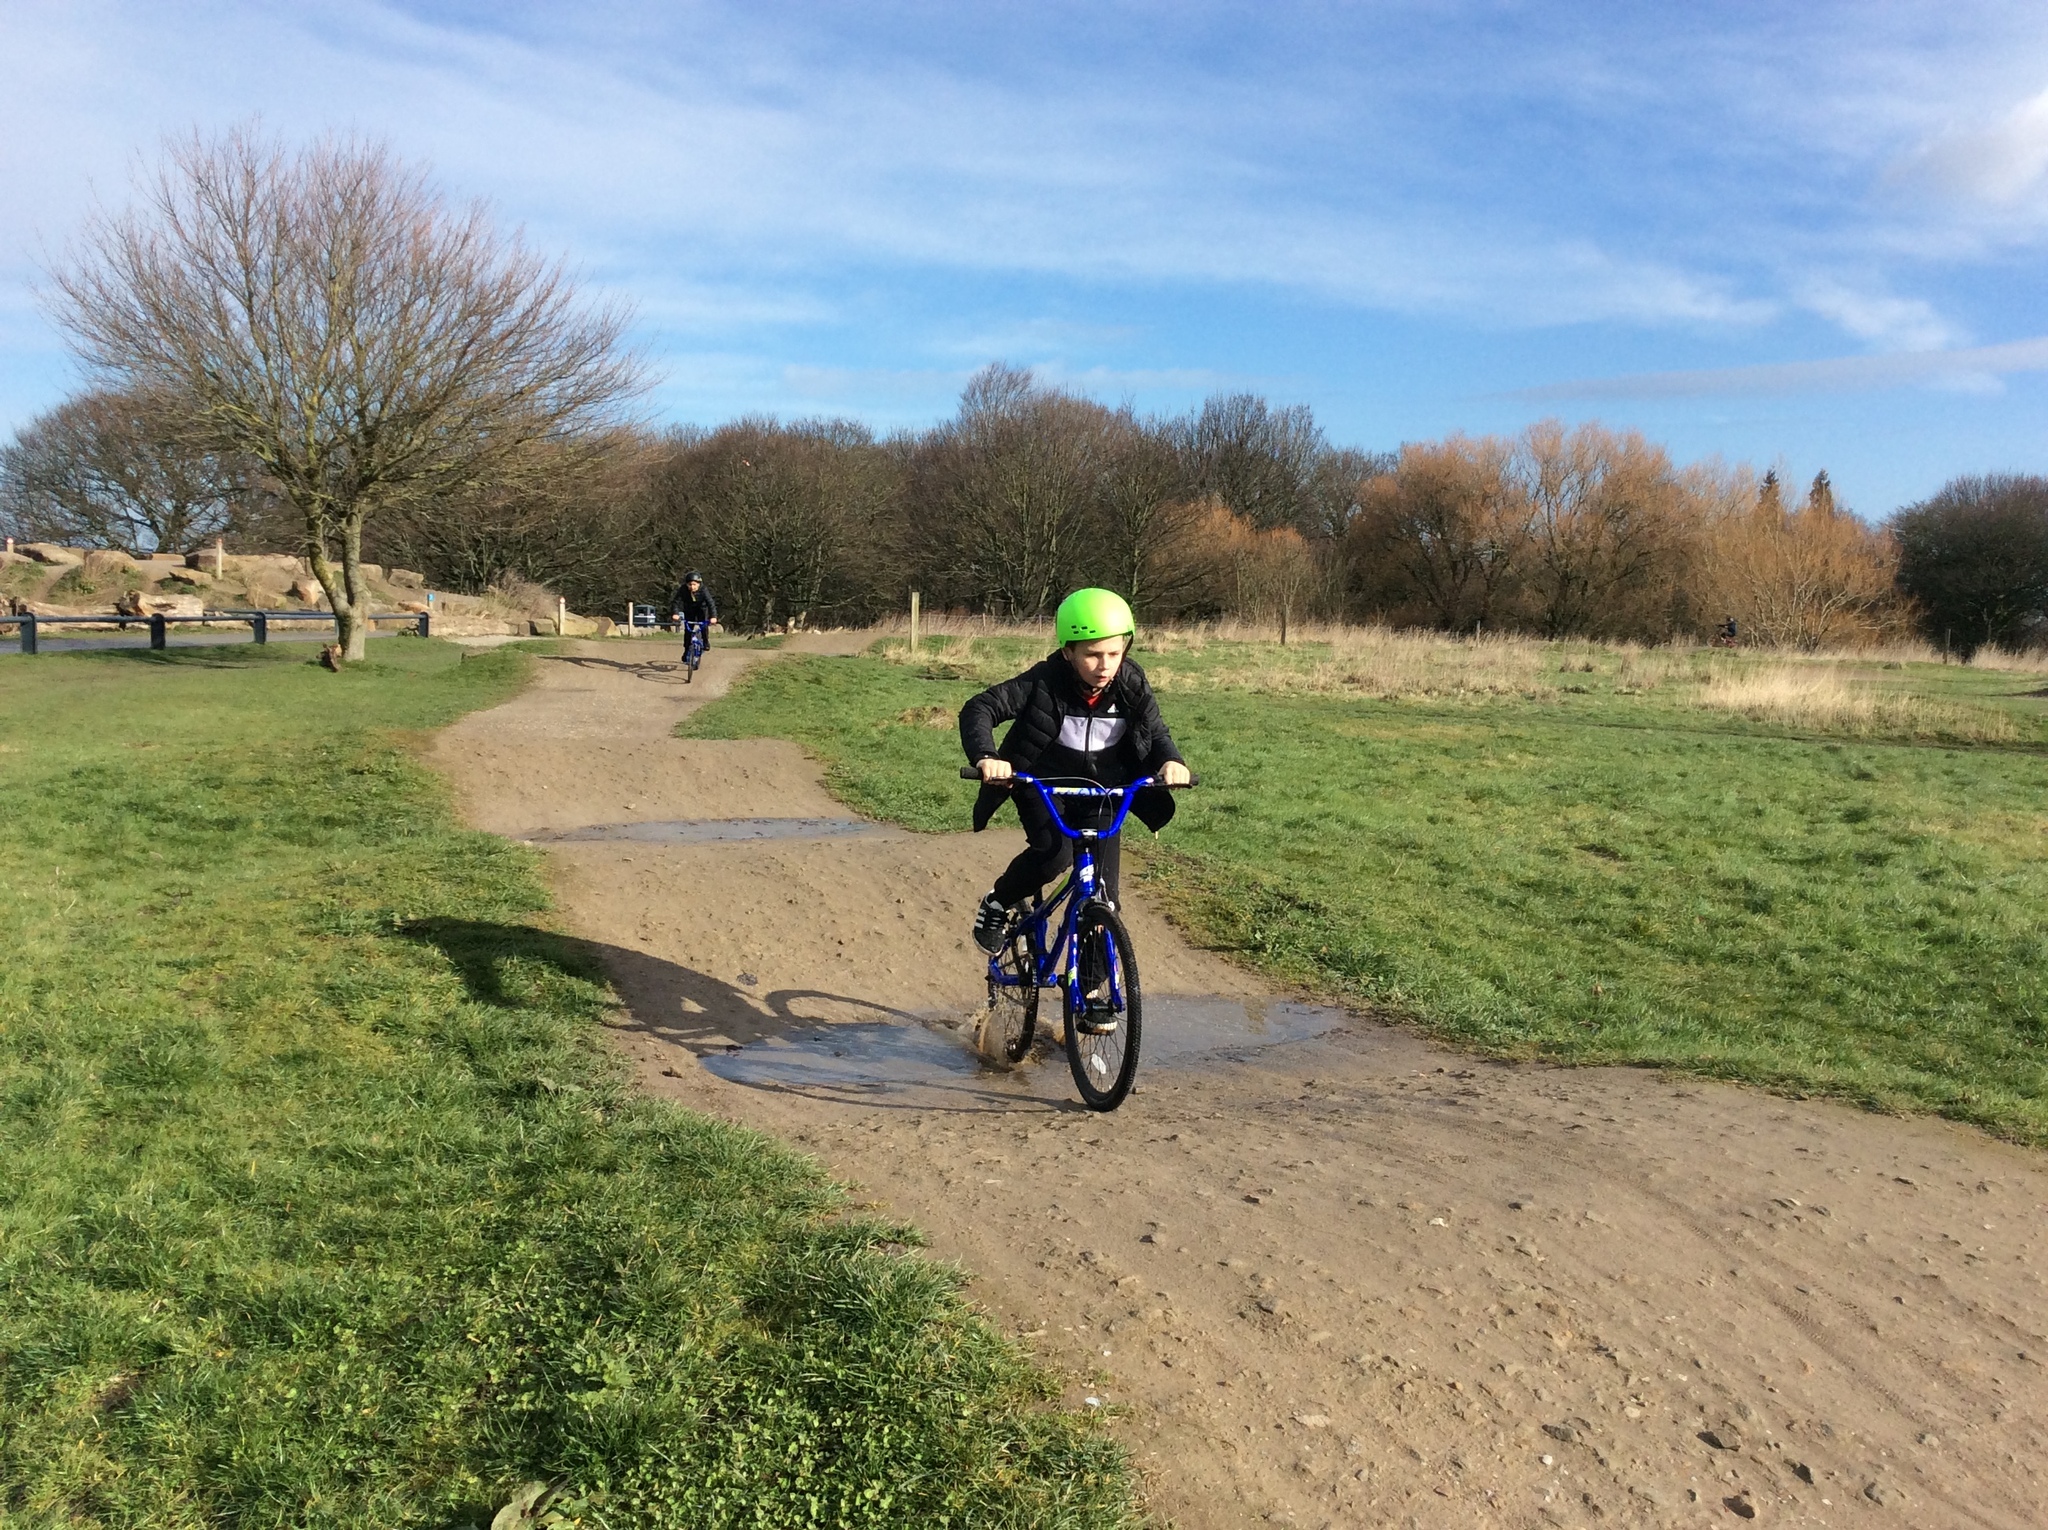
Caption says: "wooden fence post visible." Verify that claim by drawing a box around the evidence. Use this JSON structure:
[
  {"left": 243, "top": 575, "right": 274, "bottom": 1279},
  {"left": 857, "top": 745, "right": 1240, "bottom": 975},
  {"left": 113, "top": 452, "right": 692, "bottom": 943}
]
[{"left": 910, "top": 591, "right": 921, "bottom": 653}]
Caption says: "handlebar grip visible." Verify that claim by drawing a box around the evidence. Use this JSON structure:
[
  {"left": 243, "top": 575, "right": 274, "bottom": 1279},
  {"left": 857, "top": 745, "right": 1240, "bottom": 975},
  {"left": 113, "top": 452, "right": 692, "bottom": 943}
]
[
  {"left": 958, "top": 765, "right": 981, "bottom": 779},
  {"left": 1176, "top": 773, "right": 1200, "bottom": 788}
]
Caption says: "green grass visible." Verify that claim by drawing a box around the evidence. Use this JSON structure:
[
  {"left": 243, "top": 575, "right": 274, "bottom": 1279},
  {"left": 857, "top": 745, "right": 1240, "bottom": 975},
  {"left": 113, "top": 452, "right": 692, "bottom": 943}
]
[
  {"left": 0, "top": 640, "right": 1135, "bottom": 1529},
  {"left": 684, "top": 638, "right": 2048, "bottom": 1144}
]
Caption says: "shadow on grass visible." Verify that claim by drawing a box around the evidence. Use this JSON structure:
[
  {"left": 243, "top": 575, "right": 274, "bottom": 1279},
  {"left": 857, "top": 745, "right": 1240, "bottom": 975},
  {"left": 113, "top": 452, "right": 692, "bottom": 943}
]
[{"left": 398, "top": 916, "right": 1049, "bottom": 1114}]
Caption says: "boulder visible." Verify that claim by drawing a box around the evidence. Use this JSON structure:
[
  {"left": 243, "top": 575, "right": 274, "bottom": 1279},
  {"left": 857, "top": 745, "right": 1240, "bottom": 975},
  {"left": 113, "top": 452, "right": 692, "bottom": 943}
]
[
  {"left": 388, "top": 568, "right": 426, "bottom": 588},
  {"left": 528, "top": 617, "right": 558, "bottom": 636},
  {"left": 429, "top": 614, "right": 525, "bottom": 637},
  {"left": 82, "top": 549, "right": 136, "bottom": 573},
  {"left": 212, "top": 552, "right": 302, "bottom": 576},
  {"left": 115, "top": 590, "right": 206, "bottom": 618},
  {"left": 559, "top": 613, "right": 601, "bottom": 637},
  {"left": 151, "top": 565, "right": 213, "bottom": 586},
  {"left": 22, "top": 544, "right": 83, "bottom": 566},
  {"left": 396, "top": 600, "right": 431, "bottom": 614}
]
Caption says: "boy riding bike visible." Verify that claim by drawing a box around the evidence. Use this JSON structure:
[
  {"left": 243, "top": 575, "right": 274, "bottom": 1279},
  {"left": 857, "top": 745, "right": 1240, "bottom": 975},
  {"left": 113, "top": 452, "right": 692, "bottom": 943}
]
[
  {"left": 672, "top": 571, "right": 720, "bottom": 670},
  {"left": 960, "top": 588, "right": 1191, "bottom": 954}
]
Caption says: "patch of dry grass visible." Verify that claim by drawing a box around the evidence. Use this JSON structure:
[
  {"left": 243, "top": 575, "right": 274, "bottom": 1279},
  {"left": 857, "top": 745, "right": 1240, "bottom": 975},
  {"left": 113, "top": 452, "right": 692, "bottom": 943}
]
[
  {"left": 860, "top": 618, "right": 2042, "bottom": 741},
  {"left": 1695, "top": 665, "right": 2021, "bottom": 742},
  {"left": 1146, "top": 623, "right": 1560, "bottom": 699}
]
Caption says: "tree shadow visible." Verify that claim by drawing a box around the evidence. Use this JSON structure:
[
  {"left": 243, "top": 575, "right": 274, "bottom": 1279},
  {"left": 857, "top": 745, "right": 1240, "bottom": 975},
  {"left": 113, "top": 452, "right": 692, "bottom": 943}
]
[
  {"left": 399, "top": 916, "right": 1066, "bottom": 1114},
  {"left": 536, "top": 651, "right": 691, "bottom": 684}
]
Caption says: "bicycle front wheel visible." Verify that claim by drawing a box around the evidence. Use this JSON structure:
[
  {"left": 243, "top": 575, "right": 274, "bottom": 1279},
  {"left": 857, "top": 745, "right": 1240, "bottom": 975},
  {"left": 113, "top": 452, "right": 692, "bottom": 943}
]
[{"left": 1065, "top": 903, "right": 1141, "bottom": 1110}]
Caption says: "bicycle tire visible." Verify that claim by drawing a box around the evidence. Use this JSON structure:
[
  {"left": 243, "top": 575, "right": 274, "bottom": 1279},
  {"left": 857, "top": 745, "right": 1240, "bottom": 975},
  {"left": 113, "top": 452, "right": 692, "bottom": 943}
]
[
  {"left": 1065, "top": 903, "right": 1141, "bottom": 1110},
  {"left": 986, "top": 928, "right": 1038, "bottom": 1063}
]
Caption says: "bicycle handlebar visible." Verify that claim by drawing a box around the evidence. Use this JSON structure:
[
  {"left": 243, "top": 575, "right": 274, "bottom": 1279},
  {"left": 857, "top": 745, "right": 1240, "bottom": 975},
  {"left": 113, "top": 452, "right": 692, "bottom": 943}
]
[{"left": 957, "top": 766, "right": 1199, "bottom": 787}]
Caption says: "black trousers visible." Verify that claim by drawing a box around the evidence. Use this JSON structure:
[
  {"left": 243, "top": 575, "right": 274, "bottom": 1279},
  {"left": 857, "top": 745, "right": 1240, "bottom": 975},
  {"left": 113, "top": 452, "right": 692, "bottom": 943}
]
[{"left": 992, "top": 789, "right": 1122, "bottom": 908}]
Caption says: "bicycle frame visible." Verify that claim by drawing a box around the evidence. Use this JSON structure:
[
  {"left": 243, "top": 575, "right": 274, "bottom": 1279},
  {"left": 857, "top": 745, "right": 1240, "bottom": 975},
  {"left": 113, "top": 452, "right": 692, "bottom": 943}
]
[
  {"left": 682, "top": 620, "right": 709, "bottom": 663},
  {"left": 985, "top": 773, "right": 1150, "bottom": 1020}
]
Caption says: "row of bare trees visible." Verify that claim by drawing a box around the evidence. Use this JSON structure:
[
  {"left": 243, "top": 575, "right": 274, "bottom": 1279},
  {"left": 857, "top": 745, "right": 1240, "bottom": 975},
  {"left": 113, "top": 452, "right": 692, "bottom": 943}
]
[
  {"left": 1346, "top": 427, "right": 1903, "bottom": 647},
  {"left": 8, "top": 128, "right": 2043, "bottom": 656}
]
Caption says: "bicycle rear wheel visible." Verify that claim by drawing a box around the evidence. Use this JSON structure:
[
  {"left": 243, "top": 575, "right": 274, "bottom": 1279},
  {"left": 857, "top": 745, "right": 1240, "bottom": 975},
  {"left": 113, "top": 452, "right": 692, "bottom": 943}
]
[
  {"left": 982, "top": 925, "right": 1038, "bottom": 1064},
  {"left": 1065, "top": 903, "right": 1141, "bottom": 1110}
]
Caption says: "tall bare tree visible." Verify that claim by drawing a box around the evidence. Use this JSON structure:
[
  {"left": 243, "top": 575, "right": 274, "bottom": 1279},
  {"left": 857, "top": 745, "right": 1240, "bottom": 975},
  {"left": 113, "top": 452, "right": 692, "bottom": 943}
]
[
  {"left": 1092, "top": 406, "right": 1200, "bottom": 614},
  {"left": 47, "top": 126, "right": 639, "bottom": 659},
  {"left": 1700, "top": 467, "right": 1897, "bottom": 649},
  {"left": 1515, "top": 420, "right": 1689, "bottom": 639},
  {"left": 650, "top": 418, "right": 898, "bottom": 631},
  {"left": 370, "top": 428, "right": 658, "bottom": 612},
  {"left": 1347, "top": 435, "right": 1528, "bottom": 631},
  {"left": 1174, "top": 393, "right": 1325, "bottom": 531},
  {"left": 0, "top": 388, "right": 237, "bottom": 553},
  {"left": 910, "top": 365, "right": 1108, "bottom": 619},
  {"left": 1891, "top": 473, "right": 2048, "bottom": 658}
]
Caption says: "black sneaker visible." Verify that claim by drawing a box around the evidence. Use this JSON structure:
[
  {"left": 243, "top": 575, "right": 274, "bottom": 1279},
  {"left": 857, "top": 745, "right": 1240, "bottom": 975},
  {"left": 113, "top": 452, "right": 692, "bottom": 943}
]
[
  {"left": 1076, "top": 1002, "right": 1119, "bottom": 1035},
  {"left": 971, "top": 892, "right": 1008, "bottom": 953}
]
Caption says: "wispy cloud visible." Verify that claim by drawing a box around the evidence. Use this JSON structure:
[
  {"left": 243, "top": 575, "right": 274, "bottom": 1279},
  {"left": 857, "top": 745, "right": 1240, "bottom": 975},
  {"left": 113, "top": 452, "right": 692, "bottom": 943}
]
[
  {"left": 1506, "top": 334, "right": 2048, "bottom": 402},
  {"left": 1891, "top": 84, "right": 2048, "bottom": 206},
  {"left": 1795, "top": 280, "right": 1961, "bottom": 352}
]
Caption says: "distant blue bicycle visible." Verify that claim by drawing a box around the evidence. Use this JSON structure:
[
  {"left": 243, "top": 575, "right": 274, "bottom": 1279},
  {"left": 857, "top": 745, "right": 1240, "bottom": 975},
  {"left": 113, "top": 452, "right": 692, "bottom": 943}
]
[
  {"left": 959, "top": 768, "right": 1193, "bottom": 1110},
  {"left": 680, "top": 619, "right": 710, "bottom": 681}
]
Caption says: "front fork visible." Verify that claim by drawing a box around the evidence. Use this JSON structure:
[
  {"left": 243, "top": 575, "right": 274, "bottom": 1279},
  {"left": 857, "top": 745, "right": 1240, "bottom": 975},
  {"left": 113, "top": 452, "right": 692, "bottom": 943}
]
[{"left": 1064, "top": 839, "right": 1119, "bottom": 1015}]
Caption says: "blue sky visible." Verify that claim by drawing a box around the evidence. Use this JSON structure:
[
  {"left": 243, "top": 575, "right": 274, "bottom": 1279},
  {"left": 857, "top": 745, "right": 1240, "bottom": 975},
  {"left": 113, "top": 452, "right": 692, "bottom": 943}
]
[{"left": 5, "top": 0, "right": 2048, "bottom": 515}]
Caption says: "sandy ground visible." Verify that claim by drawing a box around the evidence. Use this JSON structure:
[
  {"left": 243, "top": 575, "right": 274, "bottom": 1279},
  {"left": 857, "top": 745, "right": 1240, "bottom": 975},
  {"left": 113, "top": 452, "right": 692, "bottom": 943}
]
[{"left": 432, "top": 638, "right": 2048, "bottom": 1529}]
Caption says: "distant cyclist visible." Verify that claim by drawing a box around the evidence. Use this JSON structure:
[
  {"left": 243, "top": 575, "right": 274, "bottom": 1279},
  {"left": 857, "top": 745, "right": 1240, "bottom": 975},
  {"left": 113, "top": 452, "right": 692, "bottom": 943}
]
[
  {"left": 959, "top": 588, "right": 1191, "bottom": 953},
  {"left": 672, "top": 570, "right": 719, "bottom": 646}
]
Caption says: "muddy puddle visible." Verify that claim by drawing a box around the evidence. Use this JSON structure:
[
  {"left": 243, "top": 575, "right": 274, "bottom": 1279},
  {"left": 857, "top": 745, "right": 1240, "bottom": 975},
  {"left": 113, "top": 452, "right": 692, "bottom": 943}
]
[
  {"left": 701, "top": 996, "right": 1349, "bottom": 1106},
  {"left": 525, "top": 817, "right": 898, "bottom": 845}
]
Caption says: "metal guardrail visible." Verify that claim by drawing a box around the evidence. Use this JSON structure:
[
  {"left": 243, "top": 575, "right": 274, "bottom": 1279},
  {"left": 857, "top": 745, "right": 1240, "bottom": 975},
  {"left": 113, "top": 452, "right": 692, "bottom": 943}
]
[{"left": 0, "top": 609, "right": 430, "bottom": 655}]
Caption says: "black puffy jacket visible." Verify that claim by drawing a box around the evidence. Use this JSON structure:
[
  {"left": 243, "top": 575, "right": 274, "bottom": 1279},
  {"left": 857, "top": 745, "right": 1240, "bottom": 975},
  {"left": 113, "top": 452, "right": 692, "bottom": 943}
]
[{"left": 958, "top": 654, "right": 1185, "bottom": 833}]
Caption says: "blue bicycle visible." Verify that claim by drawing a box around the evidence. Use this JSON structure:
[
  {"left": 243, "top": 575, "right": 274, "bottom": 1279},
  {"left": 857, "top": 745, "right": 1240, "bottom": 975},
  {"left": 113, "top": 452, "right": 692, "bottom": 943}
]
[
  {"left": 959, "top": 768, "right": 1192, "bottom": 1110},
  {"left": 680, "top": 619, "right": 710, "bottom": 681}
]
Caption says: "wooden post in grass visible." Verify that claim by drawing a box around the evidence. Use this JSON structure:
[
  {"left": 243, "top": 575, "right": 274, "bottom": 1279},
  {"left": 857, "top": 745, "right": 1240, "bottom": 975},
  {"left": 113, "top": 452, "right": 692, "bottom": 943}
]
[
  {"left": 213, "top": 537, "right": 225, "bottom": 577},
  {"left": 557, "top": 595, "right": 567, "bottom": 636},
  {"left": 910, "top": 591, "right": 921, "bottom": 653}
]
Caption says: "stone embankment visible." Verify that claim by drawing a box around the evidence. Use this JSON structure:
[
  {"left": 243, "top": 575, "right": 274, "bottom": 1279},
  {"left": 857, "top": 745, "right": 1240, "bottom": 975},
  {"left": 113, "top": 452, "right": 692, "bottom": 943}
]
[{"left": 0, "top": 540, "right": 601, "bottom": 636}]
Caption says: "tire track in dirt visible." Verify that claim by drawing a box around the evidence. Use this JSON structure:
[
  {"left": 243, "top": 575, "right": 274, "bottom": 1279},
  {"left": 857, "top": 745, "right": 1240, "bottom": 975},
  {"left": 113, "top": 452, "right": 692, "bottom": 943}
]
[{"left": 434, "top": 637, "right": 2048, "bottom": 1529}]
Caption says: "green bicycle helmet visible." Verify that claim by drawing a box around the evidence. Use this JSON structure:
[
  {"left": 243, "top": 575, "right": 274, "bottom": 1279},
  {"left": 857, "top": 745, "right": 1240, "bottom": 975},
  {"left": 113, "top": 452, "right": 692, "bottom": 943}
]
[{"left": 1054, "top": 587, "right": 1136, "bottom": 646}]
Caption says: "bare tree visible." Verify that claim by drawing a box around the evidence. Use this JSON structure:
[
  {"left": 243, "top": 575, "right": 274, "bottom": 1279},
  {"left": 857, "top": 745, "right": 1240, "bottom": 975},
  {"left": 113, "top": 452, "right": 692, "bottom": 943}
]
[
  {"left": 1175, "top": 393, "right": 1325, "bottom": 531},
  {"left": 650, "top": 418, "right": 898, "bottom": 631},
  {"left": 1346, "top": 435, "right": 1527, "bottom": 630},
  {"left": 1891, "top": 473, "right": 2048, "bottom": 657},
  {"left": 1698, "top": 468, "right": 1899, "bottom": 649},
  {"left": 909, "top": 365, "right": 1108, "bottom": 619},
  {"left": 1302, "top": 446, "right": 1392, "bottom": 540},
  {"left": 1515, "top": 421, "right": 1689, "bottom": 639},
  {"left": 0, "top": 388, "right": 238, "bottom": 552},
  {"left": 47, "top": 126, "right": 639, "bottom": 660},
  {"left": 371, "top": 428, "right": 658, "bottom": 612},
  {"left": 1091, "top": 407, "right": 1200, "bottom": 614}
]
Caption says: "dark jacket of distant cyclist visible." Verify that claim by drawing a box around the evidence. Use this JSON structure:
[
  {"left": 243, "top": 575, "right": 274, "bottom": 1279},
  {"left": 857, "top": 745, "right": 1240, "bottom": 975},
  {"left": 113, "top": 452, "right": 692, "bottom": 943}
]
[
  {"left": 959, "top": 653, "right": 1185, "bottom": 835},
  {"left": 672, "top": 583, "right": 718, "bottom": 624}
]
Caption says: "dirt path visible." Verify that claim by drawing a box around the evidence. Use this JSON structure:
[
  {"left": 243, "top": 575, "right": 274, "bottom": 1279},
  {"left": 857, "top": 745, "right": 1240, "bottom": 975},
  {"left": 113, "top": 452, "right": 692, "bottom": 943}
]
[{"left": 434, "top": 638, "right": 2048, "bottom": 1528}]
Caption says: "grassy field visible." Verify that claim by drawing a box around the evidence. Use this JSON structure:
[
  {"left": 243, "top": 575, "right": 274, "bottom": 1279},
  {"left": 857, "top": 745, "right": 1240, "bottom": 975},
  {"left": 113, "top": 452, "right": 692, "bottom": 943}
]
[
  {"left": 0, "top": 640, "right": 1135, "bottom": 1529},
  {"left": 685, "top": 630, "right": 2048, "bottom": 1144}
]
